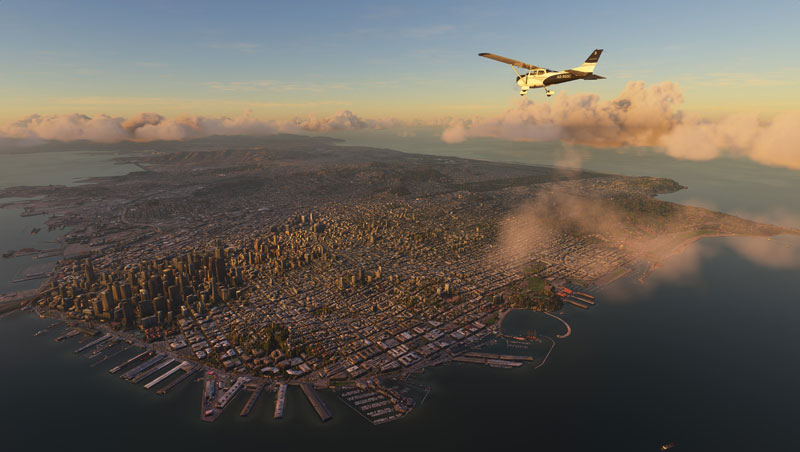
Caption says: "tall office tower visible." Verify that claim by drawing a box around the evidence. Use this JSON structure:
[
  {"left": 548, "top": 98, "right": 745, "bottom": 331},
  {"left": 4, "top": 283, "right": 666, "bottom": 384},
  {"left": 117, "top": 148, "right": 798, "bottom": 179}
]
[
  {"left": 163, "top": 268, "right": 175, "bottom": 287},
  {"left": 90, "top": 298, "right": 103, "bottom": 317},
  {"left": 111, "top": 283, "right": 122, "bottom": 302},
  {"left": 121, "top": 283, "right": 132, "bottom": 300},
  {"left": 121, "top": 300, "right": 135, "bottom": 326},
  {"left": 148, "top": 275, "right": 164, "bottom": 297},
  {"left": 167, "top": 284, "right": 181, "bottom": 313},
  {"left": 100, "top": 289, "right": 113, "bottom": 313},
  {"left": 84, "top": 259, "right": 96, "bottom": 283}
]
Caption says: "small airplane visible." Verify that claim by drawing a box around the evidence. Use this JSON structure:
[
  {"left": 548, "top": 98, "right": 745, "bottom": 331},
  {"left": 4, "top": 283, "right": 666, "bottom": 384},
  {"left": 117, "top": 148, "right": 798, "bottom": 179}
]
[{"left": 479, "top": 49, "right": 605, "bottom": 97}]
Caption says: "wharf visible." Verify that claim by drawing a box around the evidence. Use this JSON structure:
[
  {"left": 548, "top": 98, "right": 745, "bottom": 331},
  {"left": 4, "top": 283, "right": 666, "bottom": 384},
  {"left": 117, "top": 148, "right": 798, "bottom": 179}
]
[
  {"left": 274, "top": 383, "right": 287, "bottom": 419},
  {"left": 144, "top": 361, "right": 190, "bottom": 390},
  {"left": 216, "top": 377, "right": 248, "bottom": 409},
  {"left": 109, "top": 350, "right": 152, "bottom": 374},
  {"left": 301, "top": 383, "right": 332, "bottom": 422},
  {"left": 121, "top": 354, "right": 164, "bottom": 380},
  {"left": 55, "top": 329, "right": 80, "bottom": 342},
  {"left": 130, "top": 357, "right": 175, "bottom": 384},
  {"left": 564, "top": 299, "right": 589, "bottom": 309},
  {"left": 156, "top": 365, "right": 199, "bottom": 395},
  {"left": 463, "top": 352, "right": 533, "bottom": 361},
  {"left": 240, "top": 382, "right": 266, "bottom": 417},
  {"left": 453, "top": 356, "right": 527, "bottom": 368},
  {"left": 74, "top": 333, "right": 112, "bottom": 354},
  {"left": 91, "top": 344, "right": 131, "bottom": 368}
]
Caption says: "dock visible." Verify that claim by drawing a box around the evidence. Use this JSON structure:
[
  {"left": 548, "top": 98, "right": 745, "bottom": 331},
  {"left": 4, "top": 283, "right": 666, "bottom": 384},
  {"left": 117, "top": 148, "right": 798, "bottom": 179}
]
[
  {"left": 109, "top": 350, "right": 152, "bottom": 374},
  {"left": 156, "top": 365, "right": 199, "bottom": 395},
  {"left": 301, "top": 383, "right": 332, "bottom": 422},
  {"left": 240, "top": 382, "right": 266, "bottom": 417},
  {"left": 274, "top": 383, "right": 287, "bottom": 419},
  {"left": 215, "top": 377, "right": 248, "bottom": 409},
  {"left": 90, "top": 344, "right": 131, "bottom": 368},
  {"left": 564, "top": 298, "right": 589, "bottom": 309},
  {"left": 144, "top": 361, "right": 191, "bottom": 390},
  {"left": 121, "top": 354, "right": 164, "bottom": 380},
  {"left": 130, "top": 357, "right": 175, "bottom": 384},
  {"left": 463, "top": 352, "right": 533, "bottom": 361},
  {"left": 55, "top": 329, "right": 80, "bottom": 342},
  {"left": 74, "top": 333, "right": 112, "bottom": 354}
]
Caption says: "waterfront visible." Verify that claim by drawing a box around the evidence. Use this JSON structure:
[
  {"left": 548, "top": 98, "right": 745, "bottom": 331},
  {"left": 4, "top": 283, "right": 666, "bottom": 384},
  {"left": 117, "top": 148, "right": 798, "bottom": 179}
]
[
  {"left": 2, "top": 234, "right": 798, "bottom": 451},
  {"left": 1, "top": 142, "right": 799, "bottom": 451},
  {"left": 0, "top": 150, "right": 142, "bottom": 293}
]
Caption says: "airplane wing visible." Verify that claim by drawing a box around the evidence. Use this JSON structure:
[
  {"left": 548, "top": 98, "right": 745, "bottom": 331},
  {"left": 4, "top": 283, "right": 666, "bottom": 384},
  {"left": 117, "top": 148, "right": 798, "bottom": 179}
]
[{"left": 478, "top": 53, "right": 542, "bottom": 70}]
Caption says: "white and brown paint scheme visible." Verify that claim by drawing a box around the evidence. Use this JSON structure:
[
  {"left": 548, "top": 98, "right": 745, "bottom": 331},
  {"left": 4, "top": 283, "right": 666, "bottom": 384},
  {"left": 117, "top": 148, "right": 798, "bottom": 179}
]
[{"left": 479, "top": 49, "right": 605, "bottom": 96}]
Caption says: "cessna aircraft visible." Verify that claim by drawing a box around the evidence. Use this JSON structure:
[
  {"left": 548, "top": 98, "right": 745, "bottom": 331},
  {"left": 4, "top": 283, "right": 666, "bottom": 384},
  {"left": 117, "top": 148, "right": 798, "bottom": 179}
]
[{"left": 479, "top": 49, "right": 605, "bottom": 97}]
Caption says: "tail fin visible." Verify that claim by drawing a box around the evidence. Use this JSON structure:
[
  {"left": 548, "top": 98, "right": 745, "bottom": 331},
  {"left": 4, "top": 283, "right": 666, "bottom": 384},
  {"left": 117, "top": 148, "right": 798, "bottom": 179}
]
[{"left": 573, "top": 49, "right": 603, "bottom": 73}]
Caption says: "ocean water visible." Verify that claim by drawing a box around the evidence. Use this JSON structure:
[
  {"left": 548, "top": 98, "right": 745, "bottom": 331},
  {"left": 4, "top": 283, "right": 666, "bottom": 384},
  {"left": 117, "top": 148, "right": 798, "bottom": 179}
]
[{"left": 1, "top": 140, "right": 799, "bottom": 451}]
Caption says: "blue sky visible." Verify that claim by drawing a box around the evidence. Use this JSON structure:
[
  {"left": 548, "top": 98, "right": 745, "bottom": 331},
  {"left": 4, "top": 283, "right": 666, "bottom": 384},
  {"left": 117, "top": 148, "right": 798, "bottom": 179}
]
[{"left": 1, "top": 0, "right": 799, "bottom": 121}]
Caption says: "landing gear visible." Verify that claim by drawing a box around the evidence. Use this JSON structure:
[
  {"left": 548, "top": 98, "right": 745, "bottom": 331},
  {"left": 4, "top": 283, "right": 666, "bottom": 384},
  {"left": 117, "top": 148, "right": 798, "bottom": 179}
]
[
  {"left": 519, "top": 88, "right": 529, "bottom": 96},
  {"left": 545, "top": 89, "right": 554, "bottom": 97}
]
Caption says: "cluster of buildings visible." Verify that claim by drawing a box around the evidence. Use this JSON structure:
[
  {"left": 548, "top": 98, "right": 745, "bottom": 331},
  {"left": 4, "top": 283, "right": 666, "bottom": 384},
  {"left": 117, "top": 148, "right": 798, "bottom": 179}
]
[{"left": 27, "top": 147, "right": 670, "bottom": 385}]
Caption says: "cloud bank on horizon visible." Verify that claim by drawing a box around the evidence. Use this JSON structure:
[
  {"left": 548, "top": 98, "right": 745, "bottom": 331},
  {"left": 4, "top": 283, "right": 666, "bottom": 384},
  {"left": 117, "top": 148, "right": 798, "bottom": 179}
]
[
  {"left": 0, "top": 110, "right": 393, "bottom": 144},
  {"left": 441, "top": 81, "right": 800, "bottom": 171},
  {"left": 2, "top": 81, "right": 799, "bottom": 171}
]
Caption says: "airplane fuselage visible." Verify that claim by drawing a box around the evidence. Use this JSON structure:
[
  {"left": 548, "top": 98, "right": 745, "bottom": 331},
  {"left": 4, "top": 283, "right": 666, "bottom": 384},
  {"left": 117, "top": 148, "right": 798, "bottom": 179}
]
[{"left": 516, "top": 70, "right": 581, "bottom": 89}]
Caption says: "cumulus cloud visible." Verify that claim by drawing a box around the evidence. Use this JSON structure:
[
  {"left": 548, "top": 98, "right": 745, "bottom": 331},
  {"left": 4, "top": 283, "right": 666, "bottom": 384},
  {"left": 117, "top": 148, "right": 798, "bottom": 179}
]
[
  {"left": 441, "top": 81, "right": 800, "bottom": 171},
  {"left": 0, "top": 110, "right": 401, "bottom": 143}
]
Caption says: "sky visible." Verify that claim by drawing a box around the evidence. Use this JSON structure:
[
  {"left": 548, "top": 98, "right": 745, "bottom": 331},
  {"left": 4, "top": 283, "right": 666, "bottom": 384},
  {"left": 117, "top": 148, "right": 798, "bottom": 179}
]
[
  {"left": 2, "top": 0, "right": 800, "bottom": 122},
  {"left": 1, "top": 1, "right": 799, "bottom": 171}
]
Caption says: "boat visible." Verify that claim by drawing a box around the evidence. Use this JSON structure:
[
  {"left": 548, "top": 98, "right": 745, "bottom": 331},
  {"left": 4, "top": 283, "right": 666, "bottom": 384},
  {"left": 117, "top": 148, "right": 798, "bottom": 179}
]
[{"left": 661, "top": 442, "right": 676, "bottom": 450}]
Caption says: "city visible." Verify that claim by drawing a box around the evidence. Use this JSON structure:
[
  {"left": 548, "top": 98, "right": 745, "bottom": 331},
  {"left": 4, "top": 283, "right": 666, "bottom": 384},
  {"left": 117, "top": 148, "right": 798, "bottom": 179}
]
[{"left": 2, "top": 137, "right": 792, "bottom": 425}]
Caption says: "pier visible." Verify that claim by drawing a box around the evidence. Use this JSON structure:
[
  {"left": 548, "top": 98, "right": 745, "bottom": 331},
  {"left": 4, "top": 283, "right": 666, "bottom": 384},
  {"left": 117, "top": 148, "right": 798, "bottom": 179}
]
[
  {"left": 274, "top": 383, "right": 287, "bottom": 419},
  {"left": 453, "top": 356, "right": 525, "bottom": 368},
  {"left": 90, "top": 344, "right": 131, "bottom": 368},
  {"left": 130, "top": 357, "right": 175, "bottom": 384},
  {"left": 109, "top": 350, "right": 152, "bottom": 374},
  {"left": 240, "top": 382, "right": 266, "bottom": 417},
  {"left": 144, "top": 361, "right": 190, "bottom": 390},
  {"left": 301, "top": 383, "right": 332, "bottom": 422},
  {"left": 564, "top": 298, "right": 589, "bottom": 309},
  {"left": 463, "top": 352, "right": 533, "bottom": 361},
  {"left": 156, "top": 365, "right": 199, "bottom": 395},
  {"left": 121, "top": 354, "right": 163, "bottom": 380},
  {"left": 55, "top": 329, "right": 80, "bottom": 342},
  {"left": 74, "top": 333, "right": 112, "bottom": 354},
  {"left": 215, "top": 377, "right": 248, "bottom": 409}
]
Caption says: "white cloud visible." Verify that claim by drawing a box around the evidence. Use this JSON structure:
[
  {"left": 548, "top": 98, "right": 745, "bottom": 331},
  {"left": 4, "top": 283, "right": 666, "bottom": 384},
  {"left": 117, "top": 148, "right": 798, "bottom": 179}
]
[{"left": 440, "top": 81, "right": 800, "bottom": 171}]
